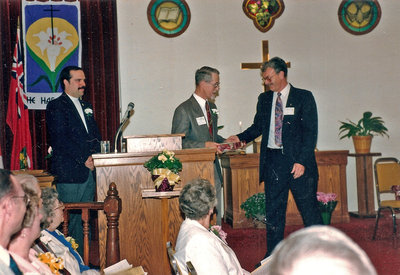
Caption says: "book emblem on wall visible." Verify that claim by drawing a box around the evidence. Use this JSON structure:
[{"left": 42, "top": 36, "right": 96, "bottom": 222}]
[
  {"left": 338, "top": 0, "right": 381, "bottom": 35},
  {"left": 147, "top": 0, "right": 191, "bottom": 38}
]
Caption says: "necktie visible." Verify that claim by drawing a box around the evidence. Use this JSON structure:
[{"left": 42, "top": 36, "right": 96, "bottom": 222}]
[
  {"left": 275, "top": 92, "right": 283, "bottom": 146},
  {"left": 9, "top": 255, "right": 22, "bottom": 275},
  {"left": 206, "top": 101, "right": 213, "bottom": 138}
]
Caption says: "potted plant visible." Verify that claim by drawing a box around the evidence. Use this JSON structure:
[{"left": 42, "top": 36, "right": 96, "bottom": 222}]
[
  {"left": 339, "top": 111, "right": 389, "bottom": 153},
  {"left": 240, "top": 192, "right": 266, "bottom": 227}
]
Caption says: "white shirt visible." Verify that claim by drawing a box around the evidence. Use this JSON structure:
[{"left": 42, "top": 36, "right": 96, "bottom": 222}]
[
  {"left": 267, "top": 83, "right": 290, "bottom": 149},
  {"left": 193, "top": 93, "right": 211, "bottom": 127},
  {"left": 0, "top": 245, "right": 10, "bottom": 267},
  {"left": 67, "top": 94, "right": 88, "bottom": 133}
]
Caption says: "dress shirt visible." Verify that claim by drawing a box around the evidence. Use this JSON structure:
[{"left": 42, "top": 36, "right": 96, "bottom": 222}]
[
  {"left": 67, "top": 94, "right": 88, "bottom": 133},
  {"left": 267, "top": 83, "right": 290, "bottom": 149},
  {"left": 0, "top": 245, "right": 10, "bottom": 267},
  {"left": 193, "top": 93, "right": 211, "bottom": 127}
]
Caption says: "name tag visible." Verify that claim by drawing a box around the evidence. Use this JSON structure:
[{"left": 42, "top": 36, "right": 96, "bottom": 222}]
[
  {"left": 196, "top": 117, "right": 207, "bottom": 125},
  {"left": 284, "top": 107, "right": 295, "bottom": 115}
]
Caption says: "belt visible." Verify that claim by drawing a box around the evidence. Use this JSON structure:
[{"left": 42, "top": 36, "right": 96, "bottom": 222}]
[{"left": 266, "top": 147, "right": 283, "bottom": 151}]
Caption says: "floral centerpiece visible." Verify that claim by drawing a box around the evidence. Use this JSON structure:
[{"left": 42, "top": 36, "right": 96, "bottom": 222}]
[
  {"left": 316, "top": 192, "right": 338, "bottom": 225},
  {"left": 144, "top": 150, "right": 182, "bottom": 192}
]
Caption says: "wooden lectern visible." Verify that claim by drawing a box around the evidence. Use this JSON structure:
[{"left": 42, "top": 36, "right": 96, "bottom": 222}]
[{"left": 93, "top": 134, "right": 216, "bottom": 275}]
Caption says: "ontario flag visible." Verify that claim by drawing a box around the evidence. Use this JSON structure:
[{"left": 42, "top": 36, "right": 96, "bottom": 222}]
[{"left": 6, "top": 24, "right": 32, "bottom": 170}]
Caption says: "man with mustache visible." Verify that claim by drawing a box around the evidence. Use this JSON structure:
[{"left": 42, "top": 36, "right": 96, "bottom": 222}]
[{"left": 46, "top": 66, "right": 101, "bottom": 255}]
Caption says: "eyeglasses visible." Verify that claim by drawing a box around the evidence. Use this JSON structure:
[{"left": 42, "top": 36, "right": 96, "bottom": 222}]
[
  {"left": 208, "top": 82, "right": 220, "bottom": 88},
  {"left": 262, "top": 73, "right": 276, "bottom": 82},
  {"left": 12, "top": 194, "right": 30, "bottom": 206}
]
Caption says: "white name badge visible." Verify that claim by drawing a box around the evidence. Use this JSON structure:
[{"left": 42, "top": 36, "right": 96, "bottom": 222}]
[
  {"left": 196, "top": 117, "right": 207, "bottom": 125},
  {"left": 284, "top": 107, "right": 295, "bottom": 115}
]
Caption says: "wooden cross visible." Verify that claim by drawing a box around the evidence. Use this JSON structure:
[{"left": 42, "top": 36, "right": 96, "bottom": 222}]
[
  {"left": 241, "top": 40, "right": 291, "bottom": 70},
  {"left": 241, "top": 40, "right": 291, "bottom": 91}
]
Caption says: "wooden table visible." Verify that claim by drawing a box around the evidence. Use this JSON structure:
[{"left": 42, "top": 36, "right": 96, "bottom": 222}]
[{"left": 348, "top": 152, "right": 381, "bottom": 217}]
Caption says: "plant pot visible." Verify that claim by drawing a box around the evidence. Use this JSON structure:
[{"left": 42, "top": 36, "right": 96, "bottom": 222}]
[{"left": 352, "top": 135, "right": 372, "bottom": 154}]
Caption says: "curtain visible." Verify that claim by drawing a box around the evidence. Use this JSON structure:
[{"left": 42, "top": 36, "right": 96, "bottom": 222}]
[{"left": 0, "top": 0, "right": 120, "bottom": 170}]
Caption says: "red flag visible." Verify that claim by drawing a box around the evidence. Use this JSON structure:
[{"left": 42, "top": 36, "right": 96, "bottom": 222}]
[{"left": 6, "top": 25, "right": 32, "bottom": 170}]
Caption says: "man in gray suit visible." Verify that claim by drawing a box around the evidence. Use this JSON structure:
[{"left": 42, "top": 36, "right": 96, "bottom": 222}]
[{"left": 172, "top": 66, "right": 226, "bottom": 224}]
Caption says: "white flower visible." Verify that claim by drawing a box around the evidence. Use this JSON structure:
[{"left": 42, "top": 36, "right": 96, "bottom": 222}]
[
  {"left": 33, "top": 27, "right": 73, "bottom": 72},
  {"left": 84, "top": 108, "right": 93, "bottom": 116},
  {"left": 211, "top": 108, "right": 219, "bottom": 116}
]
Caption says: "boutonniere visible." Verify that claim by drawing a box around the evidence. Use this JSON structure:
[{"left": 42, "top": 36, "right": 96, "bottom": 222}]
[
  {"left": 209, "top": 225, "right": 227, "bottom": 243},
  {"left": 84, "top": 108, "right": 93, "bottom": 117},
  {"left": 211, "top": 108, "right": 219, "bottom": 116},
  {"left": 65, "top": 236, "right": 79, "bottom": 251}
]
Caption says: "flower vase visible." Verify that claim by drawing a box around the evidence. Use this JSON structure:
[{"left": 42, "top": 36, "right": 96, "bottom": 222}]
[
  {"left": 321, "top": 211, "right": 333, "bottom": 225},
  {"left": 151, "top": 175, "right": 174, "bottom": 192}
]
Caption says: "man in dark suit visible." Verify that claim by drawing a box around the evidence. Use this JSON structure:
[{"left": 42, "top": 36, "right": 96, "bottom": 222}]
[
  {"left": 171, "top": 66, "right": 226, "bottom": 224},
  {"left": 46, "top": 66, "right": 101, "bottom": 254},
  {"left": 227, "top": 57, "right": 322, "bottom": 256}
]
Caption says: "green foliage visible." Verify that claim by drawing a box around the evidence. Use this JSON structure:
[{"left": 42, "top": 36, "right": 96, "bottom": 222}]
[
  {"left": 240, "top": 192, "right": 266, "bottom": 221},
  {"left": 143, "top": 150, "right": 182, "bottom": 174},
  {"left": 339, "top": 111, "right": 389, "bottom": 139}
]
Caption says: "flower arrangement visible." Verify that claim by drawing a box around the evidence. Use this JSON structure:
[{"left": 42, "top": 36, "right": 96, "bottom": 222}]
[
  {"left": 317, "top": 192, "right": 338, "bottom": 225},
  {"left": 240, "top": 192, "right": 266, "bottom": 223},
  {"left": 144, "top": 150, "right": 182, "bottom": 192},
  {"left": 37, "top": 252, "right": 64, "bottom": 275},
  {"left": 210, "top": 225, "right": 227, "bottom": 243}
]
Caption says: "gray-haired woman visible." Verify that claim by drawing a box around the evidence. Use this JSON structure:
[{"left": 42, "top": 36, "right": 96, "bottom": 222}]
[{"left": 174, "top": 178, "right": 250, "bottom": 275}]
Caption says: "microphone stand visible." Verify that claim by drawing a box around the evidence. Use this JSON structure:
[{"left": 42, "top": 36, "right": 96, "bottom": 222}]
[{"left": 114, "top": 113, "right": 132, "bottom": 153}]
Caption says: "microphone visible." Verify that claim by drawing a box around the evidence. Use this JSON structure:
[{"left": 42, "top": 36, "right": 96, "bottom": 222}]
[
  {"left": 114, "top": 102, "right": 135, "bottom": 153},
  {"left": 121, "top": 102, "right": 135, "bottom": 122}
]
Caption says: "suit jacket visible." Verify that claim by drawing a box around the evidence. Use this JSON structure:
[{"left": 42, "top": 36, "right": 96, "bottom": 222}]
[
  {"left": 175, "top": 219, "right": 249, "bottom": 275},
  {"left": 171, "top": 95, "right": 225, "bottom": 148},
  {"left": 46, "top": 93, "right": 101, "bottom": 183},
  {"left": 237, "top": 85, "right": 318, "bottom": 182}
]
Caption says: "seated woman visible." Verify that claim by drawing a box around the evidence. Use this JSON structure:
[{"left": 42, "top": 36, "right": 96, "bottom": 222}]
[
  {"left": 8, "top": 174, "right": 53, "bottom": 274},
  {"left": 175, "top": 178, "right": 250, "bottom": 275},
  {"left": 37, "top": 187, "right": 99, "bottom": 275}
]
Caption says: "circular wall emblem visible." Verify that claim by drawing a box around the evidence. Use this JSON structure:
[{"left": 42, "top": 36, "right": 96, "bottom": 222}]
[
  {"left": 147, "top": 0, "right": 191, "bottom": 38},
  {"left": 338, "top": 0, "right": 381, "bottom": 35}
]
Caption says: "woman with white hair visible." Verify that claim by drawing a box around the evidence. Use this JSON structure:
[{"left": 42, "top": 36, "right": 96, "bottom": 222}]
[{"left": 175, "top": 178, "right": 250, "bottom": 275}]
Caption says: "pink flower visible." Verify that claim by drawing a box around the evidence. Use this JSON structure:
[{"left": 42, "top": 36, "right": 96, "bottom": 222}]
[
  {"left": 210, "top": 225, "right": 227, "bottom": 242},
  {"left": 317, "top": 192, "right": 337, "bottom": 205}
]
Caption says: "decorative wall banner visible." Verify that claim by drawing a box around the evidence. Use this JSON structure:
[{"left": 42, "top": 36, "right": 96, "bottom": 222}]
[
  {"left": 338, "top": 0, "right": 381, "bottom": 35},
  {"left": 147, "top": 0, "right": 191, "bottom": 38},
  {"left": 22, "top": 0, "right": 81, "bottom": 110},
  {"left": 242, "top": 0, "right": 284, "bottom": 33}
]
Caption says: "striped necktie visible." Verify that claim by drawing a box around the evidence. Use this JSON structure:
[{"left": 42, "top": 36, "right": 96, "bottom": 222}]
[{"left": 275, "top": 92, "right": 283, "bottom": 146}]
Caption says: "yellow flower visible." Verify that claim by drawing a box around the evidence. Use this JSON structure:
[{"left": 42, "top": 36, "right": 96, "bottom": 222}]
[
  {"left": 262, "top": 1, "right": 269, "bottom": 10},
  {"left": 38, "top": 252, "right": 64, "bottom": 275},
  {"left": 66, "top": 236, "right": 79, "bottom": 251},
  {"left": 158, "top": 154, "right": 168, "bottom": 163}
]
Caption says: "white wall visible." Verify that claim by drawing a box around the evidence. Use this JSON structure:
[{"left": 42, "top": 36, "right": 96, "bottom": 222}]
[{"left": 116, "top": 0, "right": 400, "bottom": 211}]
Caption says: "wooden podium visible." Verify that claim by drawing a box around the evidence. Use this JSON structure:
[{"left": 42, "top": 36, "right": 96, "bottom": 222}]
[
  {"left": 93, "top": 148, "right": 216, "bottom": 274},
  {"left": 221, "top": 150, "right": 350, "bottom": 228}
]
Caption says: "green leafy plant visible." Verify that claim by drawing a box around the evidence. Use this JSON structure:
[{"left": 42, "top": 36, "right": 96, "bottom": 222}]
[
  {"left": 143, "top": 150, "right": 182, "bottom": 174},
  {"left": 339, "top": 111, "right": 389, "bottom": 139},
  {"left": 240, "top": 192, "right": 266, "bottom": 222}
]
